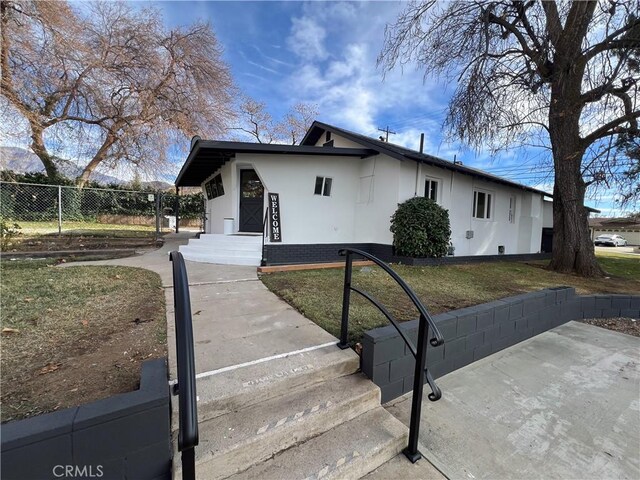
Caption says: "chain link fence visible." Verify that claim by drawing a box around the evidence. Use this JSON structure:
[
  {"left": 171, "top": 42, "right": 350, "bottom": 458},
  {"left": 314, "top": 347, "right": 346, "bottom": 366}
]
[{"left": 0, "top": 181, "right": 205, "bottom": 251}]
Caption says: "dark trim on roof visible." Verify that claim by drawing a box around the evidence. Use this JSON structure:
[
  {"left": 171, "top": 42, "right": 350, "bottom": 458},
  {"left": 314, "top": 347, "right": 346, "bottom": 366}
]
[
  {"left": 175, "top": 140, "right": 376, "bottom": 187},
  {"left": 302, "top": 121, "right": 559, "bottom": 198}
]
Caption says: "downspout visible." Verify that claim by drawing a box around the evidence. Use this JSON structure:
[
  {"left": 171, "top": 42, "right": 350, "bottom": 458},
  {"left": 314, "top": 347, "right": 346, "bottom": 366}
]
[{"left": 414, "top": 133, "right": 424, "bottom": 196}]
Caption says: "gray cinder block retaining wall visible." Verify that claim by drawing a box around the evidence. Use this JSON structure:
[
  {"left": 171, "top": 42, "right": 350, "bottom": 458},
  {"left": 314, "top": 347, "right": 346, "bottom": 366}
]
[
  {"left": 1, "top": 359, "right": 171, "bottom": 480},
  {"left": 362, "top": 288, "right": 640, "bottom": 403}
]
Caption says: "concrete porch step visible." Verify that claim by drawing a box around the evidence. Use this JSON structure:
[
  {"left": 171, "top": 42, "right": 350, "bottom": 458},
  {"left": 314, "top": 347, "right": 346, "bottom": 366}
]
[
  {"left": 178, "top": 233, "right": 263, "bottom": 265},
  {"left": 182, "top": 243, "right": 262, "bottom": 255},
  {"left": 172, "top": 344, "right": 360, "bottom": 427},
  {"left": 198, "top": 234, "right": 262, "bottom": 244},
  {"left": 227, "top": 407, "right": 408, "bottom": 480},
  {"left": 176, "top": 374, "right": 380, "bottom": 480},
  {"left": 183, "top": 240, "right": 262, "bottom": 253}
]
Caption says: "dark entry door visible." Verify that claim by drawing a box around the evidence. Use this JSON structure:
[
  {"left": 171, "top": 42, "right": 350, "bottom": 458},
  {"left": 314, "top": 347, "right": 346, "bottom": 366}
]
[
  {"left": 541, "top": 228, "right": 553, "bottom": 253},
  {"left": 239, "top": 169, "right": 264, "bottom": 232}
]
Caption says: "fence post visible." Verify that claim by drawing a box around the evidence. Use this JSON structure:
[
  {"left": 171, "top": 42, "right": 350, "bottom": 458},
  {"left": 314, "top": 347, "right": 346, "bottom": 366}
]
[
  {"left": 155, "top": 190, "right": 161, "bottom": 241},
  {"left": 201, "top": 195, "right": 207, "bottom": 233},
  {"left": 57, "top": 185, "right": 62, "bottom": 235},
  {"left": 175, "top": 186, "right": 180, "bottom": 234}
]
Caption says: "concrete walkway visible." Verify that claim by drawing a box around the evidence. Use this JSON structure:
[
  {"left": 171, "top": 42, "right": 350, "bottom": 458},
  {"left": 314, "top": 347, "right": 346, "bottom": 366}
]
[
  {"left": 61, "top": 232, "right": 339, "bottom": 378},
  {"left": 386, "top": 321, "right": 640, "bottom": 480}
]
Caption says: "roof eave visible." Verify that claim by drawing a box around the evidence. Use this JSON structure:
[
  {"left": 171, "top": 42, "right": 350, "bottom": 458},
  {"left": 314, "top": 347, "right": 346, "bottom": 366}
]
[{"left": 175, "top": 141, "right": 202, "bottom": 187}]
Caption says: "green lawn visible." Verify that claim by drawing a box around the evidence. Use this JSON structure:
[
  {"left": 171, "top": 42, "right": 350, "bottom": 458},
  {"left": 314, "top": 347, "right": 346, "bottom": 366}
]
[
  {"left": 17, "top": 220, "right": 155, "bottom": 238},
  {"left": 260, "top": 255, "right": 640, "bottom": 344},
  {"left": 0, "top": 260, "right": 166, "bottom": 422}
]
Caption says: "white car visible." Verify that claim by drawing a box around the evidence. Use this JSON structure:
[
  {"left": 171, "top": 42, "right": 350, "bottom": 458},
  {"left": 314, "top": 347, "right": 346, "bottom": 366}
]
[{"left": 594, "top": 234, "right": 628, "bottom": 247}]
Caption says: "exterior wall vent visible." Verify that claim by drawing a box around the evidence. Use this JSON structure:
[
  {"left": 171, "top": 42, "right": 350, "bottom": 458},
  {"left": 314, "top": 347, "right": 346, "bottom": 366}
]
[{"left": 465, "top": 230, "right": 474, "bottom": 239}]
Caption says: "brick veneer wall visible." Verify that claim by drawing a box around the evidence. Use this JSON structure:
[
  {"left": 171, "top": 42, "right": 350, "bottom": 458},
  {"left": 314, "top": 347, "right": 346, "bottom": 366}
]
[
  {"left": 0, "top": 359, "right": 171, "bottom": 480},
  {"left": 361, "top": 288, "right": 640, "bottom": 403}
]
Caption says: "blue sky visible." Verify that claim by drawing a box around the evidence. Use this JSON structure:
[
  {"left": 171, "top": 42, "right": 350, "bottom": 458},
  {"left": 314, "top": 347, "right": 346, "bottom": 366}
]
[
  {"left": 155, "top": 1, "right": 563, "bottom": 188},
  {"left": 157, "top": 1, "right": 625, "bottom": 212},
  {"left": 1, "top": 0, "right": 627, "bottom": 215}
]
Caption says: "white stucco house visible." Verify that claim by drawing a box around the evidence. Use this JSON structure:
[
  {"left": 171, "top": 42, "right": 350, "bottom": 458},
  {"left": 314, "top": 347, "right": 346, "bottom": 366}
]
[{"left": 175, "top": 121, "right": 567, "bottom": 266}]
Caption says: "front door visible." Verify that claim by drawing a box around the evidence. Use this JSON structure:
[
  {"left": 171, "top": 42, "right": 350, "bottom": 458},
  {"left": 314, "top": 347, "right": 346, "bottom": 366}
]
[{"left": 239, "top": 169, "right": 264, "bottom": 232}]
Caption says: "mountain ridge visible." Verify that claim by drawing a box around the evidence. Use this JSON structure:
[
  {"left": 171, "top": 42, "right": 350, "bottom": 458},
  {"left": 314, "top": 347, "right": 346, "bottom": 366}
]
[{"left": 0, "top": 146, "right": 173, "bottom": 190}]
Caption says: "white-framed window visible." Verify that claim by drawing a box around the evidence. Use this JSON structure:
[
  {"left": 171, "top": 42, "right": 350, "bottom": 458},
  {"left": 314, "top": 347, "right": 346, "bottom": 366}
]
[
  {"left": 424, "top": 177, "right": 439, "bottom": 202},
  {"left": 314, "top": 176, "right": 332, "bottom": 196},
  {"left": 508, "top": 195, "right": 516, "bottom": 223},
  {"left": 473, "top": 189, "right": 493, "bottom": 219}
]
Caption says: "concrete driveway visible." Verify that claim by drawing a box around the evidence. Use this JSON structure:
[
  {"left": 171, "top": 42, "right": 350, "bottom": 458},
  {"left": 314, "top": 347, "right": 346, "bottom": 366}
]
[{"left": 386, "top": 321, "right": 640, "bottom": 480}]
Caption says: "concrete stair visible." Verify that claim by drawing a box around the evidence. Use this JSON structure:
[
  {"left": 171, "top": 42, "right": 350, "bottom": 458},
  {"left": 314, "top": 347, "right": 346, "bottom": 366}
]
[
  {"left": 171, "top": 343, "right": 361, "bottom": 426},
  {"left": 228, "top": 407, "right": 408, "bottom": 480},
  {"left": 173, "top": 345, "right": 409, "bottom": 480},
  {"left": 179, "top": 234, "right": 262, "bottom": 266}
]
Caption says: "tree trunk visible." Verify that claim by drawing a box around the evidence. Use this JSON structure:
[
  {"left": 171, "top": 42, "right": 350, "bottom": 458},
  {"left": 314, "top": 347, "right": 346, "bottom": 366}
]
[
  {"left": 548, "top": 88, "right": 603, "bottom": 277},
  {"left": 76, "top": 155, "right": 103, "bottom": 188},
  {"left": 549, "top": 152, "right": 602, "bottom": 276},
  {"left": 30, "top": 126, "right": 60, "bottom": 179},
  {"left": 76, "top": 133, "right": 116, "bottom": 187}
]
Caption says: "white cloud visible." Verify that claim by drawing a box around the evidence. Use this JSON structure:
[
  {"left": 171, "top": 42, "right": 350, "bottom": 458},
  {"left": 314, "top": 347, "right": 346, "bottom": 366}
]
[
  {"left": 278, "top": 2, "right": 452, "bottom": 150},
  {"left": 287, "top": 17, "right": 328, "bottom": 61}
]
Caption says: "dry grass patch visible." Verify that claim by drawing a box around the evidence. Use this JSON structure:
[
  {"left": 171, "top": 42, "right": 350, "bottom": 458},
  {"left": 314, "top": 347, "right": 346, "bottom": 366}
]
[{"left": 0, "top": 260, "right": 166, "bottom": 423}]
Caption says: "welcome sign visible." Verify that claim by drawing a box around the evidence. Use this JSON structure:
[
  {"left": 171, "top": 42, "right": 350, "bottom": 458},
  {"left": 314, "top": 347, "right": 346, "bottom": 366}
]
[{"left": 269, "top": 193, "right": 282, "bottom": 242}]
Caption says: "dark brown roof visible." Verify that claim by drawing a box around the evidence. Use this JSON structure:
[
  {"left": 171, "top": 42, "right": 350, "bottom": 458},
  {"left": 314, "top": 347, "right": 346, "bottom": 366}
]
[
  {"left": 302, "top": 121, "right": 557, "bottom": 197},
  {"left": 301, "top": 121, "right": 602, "bottom": 213},
  {"left": 589, "top": 216, "right": 640, "bottom": 229}
]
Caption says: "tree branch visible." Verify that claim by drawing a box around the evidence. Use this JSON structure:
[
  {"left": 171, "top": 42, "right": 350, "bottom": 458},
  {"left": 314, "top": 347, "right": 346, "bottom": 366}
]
[
  {"left": 541, "top": 0, "right": 562, "bottom": 48},
  {"left": 583, "top": 16, "right": 640, "bottom": 63},
  {"left": 582, "top": 111, "right": 640, "bottom": 146}
]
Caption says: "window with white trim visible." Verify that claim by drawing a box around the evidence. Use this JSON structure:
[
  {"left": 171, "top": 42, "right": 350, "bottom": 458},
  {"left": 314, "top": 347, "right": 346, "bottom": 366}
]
[
  {"left": 314, "top": 176, "right": 332, "bottom": 196},
  {"left": 424, "top": 177, "right": 439, "bottom": 202},
  {"left": 508, "top": 195, "right": 516, "bottom": 223},
  {"left": 473, "top": 189, "right": 493, "bottom": 219}
]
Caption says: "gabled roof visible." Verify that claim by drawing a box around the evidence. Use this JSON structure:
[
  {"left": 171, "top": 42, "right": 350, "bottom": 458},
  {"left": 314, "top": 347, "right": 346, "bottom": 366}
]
[
  {"left": 175, "top": 139, "right": 376, "bottom": 186},
  {"left": 176, "top": 122, "right": 600, "bottom": 213},
  {"left": 589, "top": 216, "right": 640, "bottom": 229},
  {"left": 302, "top": 121, "right": 555, "bottom": 198}
]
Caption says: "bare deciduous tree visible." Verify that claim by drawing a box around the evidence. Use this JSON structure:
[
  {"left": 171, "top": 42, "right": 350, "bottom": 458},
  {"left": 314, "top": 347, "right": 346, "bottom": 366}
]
[
  {"left": 232, "top": 96, "right": 318, "bottom": 145},
  {"left": 234, "top": 97, "right": 277, "bottom": 144},
  {"left": 378, "top": 0, "right": 639, "bottom": 276},
  {"left": 1, "top": 0, "right": 236, "bottom": 186},
  {"left": 276, "top": 102, "right": 319, "bottom": 145}
]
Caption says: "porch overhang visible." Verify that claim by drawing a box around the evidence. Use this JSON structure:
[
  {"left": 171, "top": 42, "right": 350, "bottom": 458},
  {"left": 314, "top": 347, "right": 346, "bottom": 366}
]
[{"left": 175, "top": 140, "right": 377, "bottom": 187}]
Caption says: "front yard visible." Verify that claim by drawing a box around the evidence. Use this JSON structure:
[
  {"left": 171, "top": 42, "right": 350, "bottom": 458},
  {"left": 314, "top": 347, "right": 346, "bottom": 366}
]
[
  {"left": 260, "top": 254, "right": 640, "bottom": 343},
  {"left": 0, "top": 260, "right": 166, "bottom": 423},
  {"left": 1, "top": 220, "right": 159, "bottom": 254}
]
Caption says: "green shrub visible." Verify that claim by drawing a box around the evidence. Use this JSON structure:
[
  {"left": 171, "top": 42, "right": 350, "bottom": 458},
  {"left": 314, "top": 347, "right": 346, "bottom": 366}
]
[
  {"left": 390, "top": 197, "right": 451, "bottom": 257},
  {"left": 0, "top": 218, "right": 21, "bottom": 250}
]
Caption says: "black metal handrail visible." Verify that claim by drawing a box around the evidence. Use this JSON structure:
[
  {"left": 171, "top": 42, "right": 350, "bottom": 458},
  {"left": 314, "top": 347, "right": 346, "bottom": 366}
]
[
  {"left": 338, "top": 248, "right": 444, "bottom": 463},
  {"left": 169, "top": 251, "right": 198, "bottom": 480},
  {"left": 261, "top": 207, "right": 269, "bottom": 266}
]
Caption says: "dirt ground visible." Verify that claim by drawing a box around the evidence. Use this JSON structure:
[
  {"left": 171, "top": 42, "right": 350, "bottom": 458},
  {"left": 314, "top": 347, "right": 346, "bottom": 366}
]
[
  {"left": 581, "top": 317, "right": 640, "bottom": 337},
  {"left": 3, "top": 235, "right": 157, "bottom": 252},
  {"left": 1, "top": 261, "right": 167, "bottom": 423}
]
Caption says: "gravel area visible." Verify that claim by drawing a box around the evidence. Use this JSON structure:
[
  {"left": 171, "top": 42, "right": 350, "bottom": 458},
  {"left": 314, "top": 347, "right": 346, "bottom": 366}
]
[{"left": 581, "top": 317, "right": 640, "bottom": 337}]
